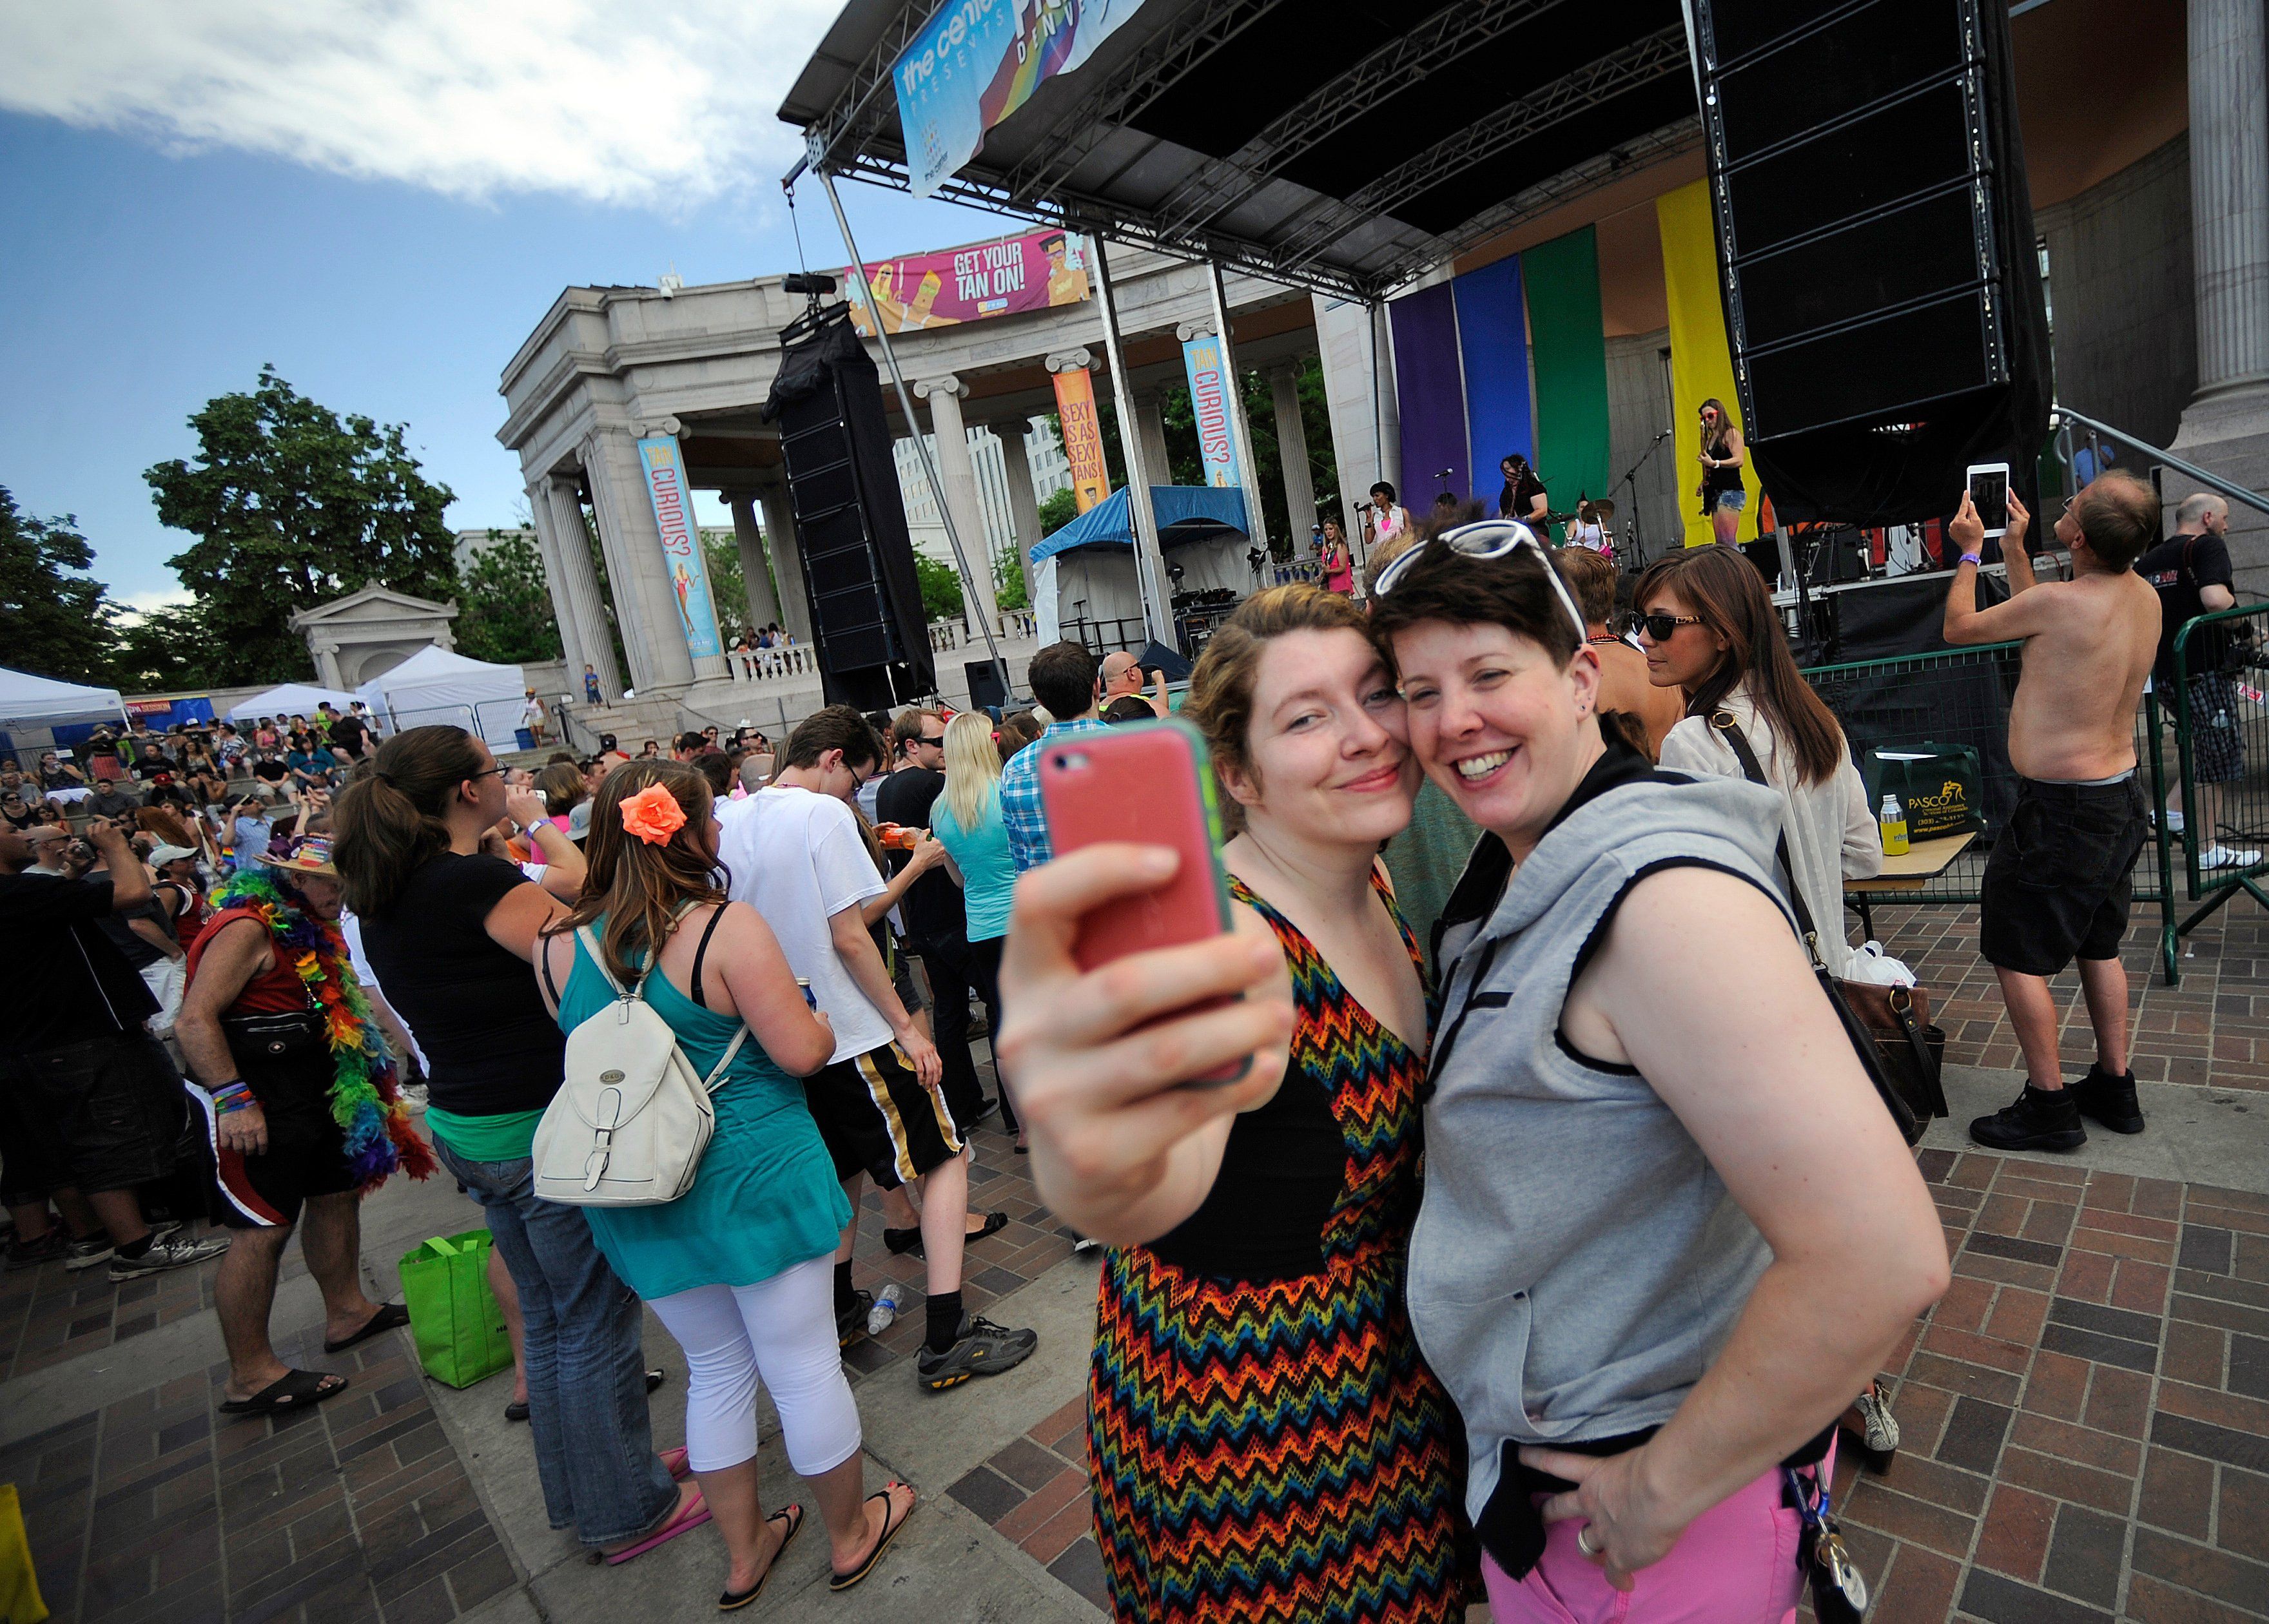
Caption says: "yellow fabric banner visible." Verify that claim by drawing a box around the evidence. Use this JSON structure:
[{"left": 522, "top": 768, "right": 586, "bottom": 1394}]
[{"left": 1657, "top": 179, "right": 1746, "bottom": 550}]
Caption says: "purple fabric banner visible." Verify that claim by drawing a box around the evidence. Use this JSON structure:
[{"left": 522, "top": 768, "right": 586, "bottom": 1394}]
[{"left": 1390, "top": 283, "right": 1470, "bottom": 508}]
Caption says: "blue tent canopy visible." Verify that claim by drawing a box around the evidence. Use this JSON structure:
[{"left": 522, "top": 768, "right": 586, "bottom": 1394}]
[{"left": 1029, "top": 485, "right": 1249, "bottom": 563}]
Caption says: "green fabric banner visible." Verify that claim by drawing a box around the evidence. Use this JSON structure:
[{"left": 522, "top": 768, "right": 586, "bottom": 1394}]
[{"left": 1523, "top": 226, "right": 1613, "bottom": 520}]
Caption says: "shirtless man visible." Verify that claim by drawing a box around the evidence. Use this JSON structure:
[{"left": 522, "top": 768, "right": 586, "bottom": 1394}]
[
  {"left": 1097, "top": 650, "right": 1170, "bottom": 718},
  {"left": 1943, "top": 472, "right": 2162, "bottom": 1150}
]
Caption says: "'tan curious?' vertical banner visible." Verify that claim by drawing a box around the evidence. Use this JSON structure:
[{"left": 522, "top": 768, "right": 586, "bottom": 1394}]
[
  {"left": 636, "top": 434, "right": 722, "bottom": 661},
  {"left": 1051, "top": 366, "right": 1112, "bottom": 514},
  {"left": 1180, "top": 331, "right": 1242, "bottom": 490}
]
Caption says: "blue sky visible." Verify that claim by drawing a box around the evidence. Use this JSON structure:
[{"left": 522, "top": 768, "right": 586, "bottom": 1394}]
[{"left": 0, "top": 4, "right": 1001, "bottom": 609}]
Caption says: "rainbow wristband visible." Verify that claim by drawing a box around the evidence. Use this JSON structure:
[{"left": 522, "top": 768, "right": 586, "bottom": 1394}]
[{"left": 211, "top": 1081, "right": 253, "bottom": 1115}]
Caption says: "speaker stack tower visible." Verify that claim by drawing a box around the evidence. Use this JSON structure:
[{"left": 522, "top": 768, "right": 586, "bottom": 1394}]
[
  {"left": 763, "top": 299, "right": 937, "bottom": 711},
  {"left": 1688, "top": 0, "right": 2052, "bottom": 525}
]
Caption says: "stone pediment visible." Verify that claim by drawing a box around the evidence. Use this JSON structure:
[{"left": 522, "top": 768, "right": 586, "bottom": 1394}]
[{"left": 289, "top": 585, "right": 458, "bottom": 630}]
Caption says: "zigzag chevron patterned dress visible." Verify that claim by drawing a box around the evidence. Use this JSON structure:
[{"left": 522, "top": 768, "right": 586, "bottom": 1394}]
[{"left": 1088, "top": 874, "right": 1470, "bottom": 1622}]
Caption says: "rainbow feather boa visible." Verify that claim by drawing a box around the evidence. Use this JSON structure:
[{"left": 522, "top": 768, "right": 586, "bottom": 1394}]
[{"left": 208, "top": 868, "right": 436, "bottom": 1191}]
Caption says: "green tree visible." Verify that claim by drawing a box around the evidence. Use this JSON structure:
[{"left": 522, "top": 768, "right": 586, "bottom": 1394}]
[
  {"left": 0, "top": 488, "right": 118, "bottom": 684},
  {"left": 144, "top": 366, "right": 462, "bottom": 684},
  {"left": 455, "top": 531, "right": 564, "bottom": 664},
  {"left": 914, "top": 554, "right": 964, "bottom": 620},
  {"left": 994, "top": 544, "right": 1028, "bottom": 612},
  {"left": 111, "top": 604, "right": 218, "bottom": 692},
  {"left": 1038, "top": 487, "right": 1078, "bottom": 536}
]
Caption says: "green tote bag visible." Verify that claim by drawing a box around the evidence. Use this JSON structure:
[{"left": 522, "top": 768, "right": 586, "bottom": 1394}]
[{"left": 399, "top": 1229, "right": 514, "bottom": 1389}]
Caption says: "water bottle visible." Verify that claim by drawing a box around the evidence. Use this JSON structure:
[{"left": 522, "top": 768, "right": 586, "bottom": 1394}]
[
  {"left": 1878, "top": 793, "right": 1909, "bottom": 856},
  {"left": 867, "top": 1284, "right": 902, "bottom": 1335}
]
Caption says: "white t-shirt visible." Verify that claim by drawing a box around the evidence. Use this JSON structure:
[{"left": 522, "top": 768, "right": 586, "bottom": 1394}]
[{"left": 716, "top": 785, "right": 890, "bottom": 1063}]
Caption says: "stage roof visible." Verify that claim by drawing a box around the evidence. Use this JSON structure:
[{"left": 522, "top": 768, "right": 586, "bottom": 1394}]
[{"left": 781, "top": 0, "right": 1701, "bottom": 302}]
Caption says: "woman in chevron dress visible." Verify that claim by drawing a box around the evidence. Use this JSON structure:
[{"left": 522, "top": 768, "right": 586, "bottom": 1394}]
[{"left": 1001, "top": 586, "right": 1470, "bottom": 1623}]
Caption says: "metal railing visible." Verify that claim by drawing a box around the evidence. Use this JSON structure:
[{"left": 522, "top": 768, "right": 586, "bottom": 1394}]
[{"left": 2167, "top": 602, "right": 2269, "bottom": 938}]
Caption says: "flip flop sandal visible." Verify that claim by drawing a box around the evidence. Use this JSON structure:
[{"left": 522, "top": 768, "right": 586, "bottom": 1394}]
[
  {"left": 719, "top": 1505, "right": 803, "bottom": 1610},
  {"left": 829, "top": 1484, "right": 915, "bottom": 1592},
  {"left": 603, "top": 1487, "right": 712, "bottom": 1566},
  {"left": 218, "top": 1368, "right": 349, "bottom": 1416},
  {"left": 661, "top": 1447, "right": 693, "bottom": 1481},
  {"left": 323, "top": 1301, "right": 410, "bottom": 1354}
]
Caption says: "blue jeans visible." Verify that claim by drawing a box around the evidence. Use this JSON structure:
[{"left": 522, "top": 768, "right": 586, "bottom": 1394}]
[{"left": 434, "top": 1141, "right": 676, "bottom": 1546}]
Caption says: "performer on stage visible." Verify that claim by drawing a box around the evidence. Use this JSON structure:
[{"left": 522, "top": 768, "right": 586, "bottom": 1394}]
[
  {"left": 1499, "top": 452, "right": 1550, "bottom": 533},
  {"left": 1696, "top": 399, "right": 1747, "bottom": 547}
]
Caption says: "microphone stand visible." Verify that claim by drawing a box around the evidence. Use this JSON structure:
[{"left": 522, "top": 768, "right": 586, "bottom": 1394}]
[{"left": 1611, "top": 430, "right": 1673, "bottom": 572}]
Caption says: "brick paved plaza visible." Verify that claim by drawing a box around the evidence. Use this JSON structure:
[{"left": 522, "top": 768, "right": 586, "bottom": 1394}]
[{"left": 6, "top": 900, "right": 2269, "bottom": 1623}]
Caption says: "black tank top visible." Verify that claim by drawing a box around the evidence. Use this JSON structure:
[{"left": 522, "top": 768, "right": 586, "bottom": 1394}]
[{"left": 1702, "top": 432, "right": 1744, "bottom": 499}]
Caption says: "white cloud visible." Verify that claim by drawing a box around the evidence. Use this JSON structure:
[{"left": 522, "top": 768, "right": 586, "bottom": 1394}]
[
  {"left": 113, "top": 586, "right": 194, "bottom": 623},
  {"left": 0, "top": 1, "right": 841, "bottom": 206}
]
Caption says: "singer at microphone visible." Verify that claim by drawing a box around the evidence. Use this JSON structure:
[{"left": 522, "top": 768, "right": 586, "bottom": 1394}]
[
  {"left": 1497, "top": 452, "right": 1550, "bottom": 530},
  {"left": 1360, "top": 480, "right": 1410, "bottom": 552}
]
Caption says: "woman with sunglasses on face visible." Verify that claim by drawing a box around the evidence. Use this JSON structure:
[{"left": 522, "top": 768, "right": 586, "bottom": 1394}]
[
  {"left": 997, "top": 585, "right": 1474, "bottom": 1623},
  {"left": 1365, "top": 525, "right": 1943, "bottom": 1619},
  {"left": 1696, "top": 399, "right": 1746, "bottom": 546}
]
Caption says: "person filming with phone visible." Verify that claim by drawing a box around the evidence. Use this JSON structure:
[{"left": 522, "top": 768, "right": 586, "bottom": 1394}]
[{"left": 1944, "top": 472, "right": 2162, "bottom": 1152}]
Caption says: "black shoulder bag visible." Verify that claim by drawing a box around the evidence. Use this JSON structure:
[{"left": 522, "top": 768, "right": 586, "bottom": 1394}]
[{"left": 1712, "top": 712, "right": 1940, "bottom": 1146}]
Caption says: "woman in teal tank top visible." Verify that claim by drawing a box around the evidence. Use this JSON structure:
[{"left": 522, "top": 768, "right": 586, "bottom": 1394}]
[{"left": 536, "top": 764, "right": 918, "bottom": 1607}]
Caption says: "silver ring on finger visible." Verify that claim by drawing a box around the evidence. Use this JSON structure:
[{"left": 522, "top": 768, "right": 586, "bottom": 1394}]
[{"left": 1575, "top": 1525, "right": 1601, "bottom": 1558}]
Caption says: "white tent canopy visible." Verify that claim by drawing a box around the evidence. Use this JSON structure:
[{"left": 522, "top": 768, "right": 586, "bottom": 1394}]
[
  {"left": 0, "top": 666, "right": 128, "bottom": 728},
  {"left": 225, "top": 683, "right": 362, "bottom": 725},
  {"left": 355, "top": 646, "right": 527, "bottom": 749}
]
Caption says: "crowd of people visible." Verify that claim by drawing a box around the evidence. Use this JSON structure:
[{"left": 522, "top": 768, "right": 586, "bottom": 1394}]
[{"left": 0, "top": 452, "right": 2221, "bottom": 1618}]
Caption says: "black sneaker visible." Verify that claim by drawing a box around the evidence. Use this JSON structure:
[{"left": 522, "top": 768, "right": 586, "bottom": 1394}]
[
  {"left": 2070, "top": 1065, "right": 2146, "bottom": 1134},
  {"left": 916, "top": 1314, "right": 1038, "bottom": 1392},
  {"left": 837, "top": 1289, "right": 874, "bottom": 1348},
  {"left": 1969, "top": 1084, "right": 2087, "bottom": 1152},
  {"left": 5, "top": 1231, "right": 68, "bottom": 1271},
  {"left": 107, "top": 1233, "right": 230, "bottom": 1282}
]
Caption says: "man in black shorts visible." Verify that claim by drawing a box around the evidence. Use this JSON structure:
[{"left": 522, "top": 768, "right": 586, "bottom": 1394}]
[
  {"left": 176, "top": 835, "right": 407, "bottom": 1416},
  {"left": 717, "top": 706, "right": 1034, "bottom": 1391},
  {"left": 0, "top": 820, "right": 229, "bottom": 1279},
  {"left": 1945, "top": 473, "right": 2163, "bottom": 1150}
]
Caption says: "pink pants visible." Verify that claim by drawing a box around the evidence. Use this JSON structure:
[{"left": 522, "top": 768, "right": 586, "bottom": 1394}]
[{"left": 1480, "top": 1452, "right": 1821, "bottom": 1624}]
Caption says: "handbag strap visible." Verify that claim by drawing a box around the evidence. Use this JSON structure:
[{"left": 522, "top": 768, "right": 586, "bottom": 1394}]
[{"left": 1710, "top": 710, "right": 1824, "bottom": 965}]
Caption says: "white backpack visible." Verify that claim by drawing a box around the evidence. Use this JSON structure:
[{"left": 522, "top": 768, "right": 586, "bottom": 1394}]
[{"left": 531, "top": 923, "right": 746, "bottom": 1207}]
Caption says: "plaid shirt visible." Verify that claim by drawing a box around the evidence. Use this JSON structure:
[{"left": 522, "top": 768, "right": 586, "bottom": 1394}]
[{"left": 999, "top": 715, "right": 1109, "bottom": 873}]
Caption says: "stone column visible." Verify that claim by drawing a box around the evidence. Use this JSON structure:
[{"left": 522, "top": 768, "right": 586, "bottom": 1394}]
[
  {"left": 543, "top": 476, "right": 623, "bottom": 701},
  {"left": 581, "top": 429, "right": 696, "bottom": 691},
  {"left": 1269, "top": 362, "right": 1319, "bottom": 548},
  {"left": 757, "top": 479, "right": 815, "bottom": 644},
  {"left": 1134, "top": 390, "right": 1173, "bottom": 492},
  {"left": 995, "top": 420, "right": 1043, "bottom": 604},
  {"left": 525, "top": 486, "right": 589, "bottom": 695},
  {"left": 725, "top": 490, "right": 782, "bottom": 634},
  {"left": 313, "top": 643, "right": 345, "bottom": 690},
  {"left": 913, "top": 374, "right": 1002, "bottom": 636},
  {"left": 2174, "top": 0, "right": 2269, "bottom": 585}
]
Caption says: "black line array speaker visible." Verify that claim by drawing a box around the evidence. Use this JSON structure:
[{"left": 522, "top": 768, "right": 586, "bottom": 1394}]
[
  {"left": 1689, "top": 0, "right": 2052, "bottom": 526},
  {"left": 763, "top": 302, "right": 937, "bottom": 711}
]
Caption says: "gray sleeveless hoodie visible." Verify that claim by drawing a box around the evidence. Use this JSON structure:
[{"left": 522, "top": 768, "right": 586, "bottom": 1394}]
[{"left": 1407, "top": 754, "right": 1791, "bottom": 1522}]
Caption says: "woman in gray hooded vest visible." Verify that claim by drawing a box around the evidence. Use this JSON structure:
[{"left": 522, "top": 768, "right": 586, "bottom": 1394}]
[{"left": 1361, "top": 525, "right": 1946, "bottom": 1621}]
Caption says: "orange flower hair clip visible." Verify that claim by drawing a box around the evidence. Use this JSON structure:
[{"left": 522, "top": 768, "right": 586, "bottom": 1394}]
[{"left": 619, "top": 783, "right": 687, "bottom": 846}]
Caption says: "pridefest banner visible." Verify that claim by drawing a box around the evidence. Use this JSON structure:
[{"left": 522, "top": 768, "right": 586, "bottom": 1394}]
[
  {"left": 848, "top": 227, "right": 1092, "bottom": 336},
  {"left": 636, "top": 435, "right": 722, "bottom": 661},
  {"left": 895, "top": 0, "right": 1143, "bottom": 199},
  {"left": 1051, "top": 366, "right": 1111, "bottom": 513},
  {"left": 1180, "top": 331, "right": 1242, "bottom": 489}
]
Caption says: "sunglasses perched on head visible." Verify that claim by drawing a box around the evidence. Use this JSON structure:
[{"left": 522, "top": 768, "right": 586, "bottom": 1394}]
[
  {"left": 1370, "top": 520, "right": 1590, "bottom": 644},
  {"left": 1624, "top": 610, "right": 1704, "bottom": 642}
]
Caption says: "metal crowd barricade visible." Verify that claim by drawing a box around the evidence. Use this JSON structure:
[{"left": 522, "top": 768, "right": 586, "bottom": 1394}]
[
  {"left": 1800, "top": 639, "right": 2184, "bottom": 985},
  {"left": 2167, "top": 602, "right": 2269, "bottom": 938}
]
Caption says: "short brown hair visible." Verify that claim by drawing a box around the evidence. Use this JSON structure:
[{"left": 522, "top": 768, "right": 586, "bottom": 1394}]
[
  {"left": 1185, "top": 585, "right": 1385, "bottom": 834},
  {"left": 1556, "top": 546, "right": 1619, "bottom": 626},
  {"left": 1366, "top": 535, "right": 1583, "bottom": 675},
  {"left": 2076, "top": 471, "right": 2159, "bottom": 571},
  {"left": 1027, "top": 641, "right": 1099, "bottom": 719},
  {"left": 783, "top": 705, "right": 884, "bottom": 771},
  {"left": 890, "top": 707, "right": 945, "bottom": 757}
]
